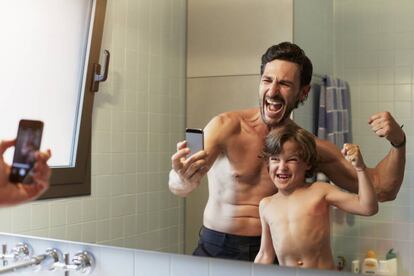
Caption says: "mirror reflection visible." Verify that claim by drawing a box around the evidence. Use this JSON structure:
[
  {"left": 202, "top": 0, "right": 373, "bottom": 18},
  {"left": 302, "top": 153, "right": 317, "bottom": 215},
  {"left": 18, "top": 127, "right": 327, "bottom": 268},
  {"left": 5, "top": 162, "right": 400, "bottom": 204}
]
[{"left": 0, "top": 0, "right": 412, "bottom": 275}]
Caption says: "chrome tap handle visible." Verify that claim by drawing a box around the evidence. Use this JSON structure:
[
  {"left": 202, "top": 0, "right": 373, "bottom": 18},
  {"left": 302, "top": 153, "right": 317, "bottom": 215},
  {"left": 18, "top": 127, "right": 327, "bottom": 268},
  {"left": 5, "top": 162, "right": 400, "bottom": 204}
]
[
  {"left": 32, "top": 248, "right": 63, "bottom": 272},
  {"left": 46, "top": 249, "right": 62, "bottom": 264},
  {"left": 11, "top": 243, "right": 33, "bottom": 261},
  {"left": 13, "top": 243, "right": 32, "bottom": 260},
  {"left": 72, "top": 251, "right": 95, "bottom": 274},
  {"left": 0, "top": 243, "right": 32, "bottom": 265},
  {"left": 52, "top": 251, "right": 95, "bottom": 275}
]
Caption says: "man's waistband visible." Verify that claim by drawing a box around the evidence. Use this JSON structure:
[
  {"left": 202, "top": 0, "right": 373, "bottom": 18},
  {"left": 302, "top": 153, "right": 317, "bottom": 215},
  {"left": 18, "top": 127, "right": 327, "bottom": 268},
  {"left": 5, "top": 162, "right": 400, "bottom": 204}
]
[{"left": 200, "top": 226, "right": 261, "bottom": 244}]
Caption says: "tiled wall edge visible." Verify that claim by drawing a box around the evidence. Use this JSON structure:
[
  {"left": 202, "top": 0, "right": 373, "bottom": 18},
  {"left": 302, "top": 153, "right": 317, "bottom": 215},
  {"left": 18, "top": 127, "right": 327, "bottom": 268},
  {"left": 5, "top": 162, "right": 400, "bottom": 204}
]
[{"left": 0, "top": 233, "right": 354, "bottom": 276}]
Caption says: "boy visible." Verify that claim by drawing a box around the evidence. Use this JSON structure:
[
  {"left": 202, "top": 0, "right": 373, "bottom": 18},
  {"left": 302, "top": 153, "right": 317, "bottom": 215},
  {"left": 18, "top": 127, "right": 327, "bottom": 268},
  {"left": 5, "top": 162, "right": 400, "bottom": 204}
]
[{"left": 254, "top": 124, "right": 378, "bottom": 269}]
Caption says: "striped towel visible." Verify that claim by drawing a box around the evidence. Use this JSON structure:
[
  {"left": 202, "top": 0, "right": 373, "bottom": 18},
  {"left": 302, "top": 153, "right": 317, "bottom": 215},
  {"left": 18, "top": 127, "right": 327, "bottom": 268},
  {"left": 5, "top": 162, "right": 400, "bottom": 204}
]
[{"left": 317, "top": 76, "right": 352, "bottom": 148}]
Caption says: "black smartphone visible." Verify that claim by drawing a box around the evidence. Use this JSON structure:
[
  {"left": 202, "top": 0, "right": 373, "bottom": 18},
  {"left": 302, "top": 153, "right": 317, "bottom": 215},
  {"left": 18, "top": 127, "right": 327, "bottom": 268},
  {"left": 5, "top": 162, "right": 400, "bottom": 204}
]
[
  {"left": 185, "top": 128, "right": 204, "bottom": 158},
  {"left": 9, "top": 119, "right": 44, "bottom": 184}
]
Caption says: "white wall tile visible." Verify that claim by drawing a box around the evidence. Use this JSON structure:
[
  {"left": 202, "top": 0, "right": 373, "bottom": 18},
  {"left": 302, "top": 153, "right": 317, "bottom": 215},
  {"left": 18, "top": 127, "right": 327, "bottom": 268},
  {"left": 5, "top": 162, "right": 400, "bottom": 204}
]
[
  {"left": 12, "top": 205, "right": 32, "bottom": 233},
  {"left": 31, "top": 203, "right": 50, "bottom": 230},
  {"left": 50, "top": 201, "right": 67, "bottom": 228},
  {"left": 253, "top": 264, "right": 295, "bottom": 276},
  {"left": 378, "top": 85, "right": 394, "bottom": 102},
  {"left": 110, "top": 217, "right": 124, "bottom": 240},
  {"left": 66, "top": 200, "right": 83, "bottom": 225},
  {"left": 82, "top": 199, "right": 97, "bottom": 222},
  {"left": 395, "top": 67, "right": 412, "bottom": 84},
  {"left": 99, "top": 246, "right": 135, "bottom": 276},
  {"left": 66, "top": 224, "right": 82, "bottom": 242},
  {"left": 359, "top": 85, "right": 378, "bottom": 102},
  {"left": 96, "top": 219, "right": 111, "bottom": 242},
  {"left": 135, "top": 250, "right": 170, "bottom": 276},
  {"left": 378, "top": 68, "right": 395, "bottom": 84},
  {"left": 333, "top": 2, "right": 414, "bottom": 273},
  {"left": 170, "top": 254, "right": 209, "bottom": 276},
  {"left": 49, "top": 226, "right": 66, "bottom": 240},
  {"left": 82, "top": 221, "right": 97, "bottom": 243},
  {"left": 378, "top": 51, "right": 394, "bottom": 67},
  {"left": 395, "top": 102, "right": 412, "bottom": 119},
  {"left": 209, "top": 259, "right": 252, "bottom": 276},
  {"left": 0, "top": 209, "right": 12, "bottom": 232}
]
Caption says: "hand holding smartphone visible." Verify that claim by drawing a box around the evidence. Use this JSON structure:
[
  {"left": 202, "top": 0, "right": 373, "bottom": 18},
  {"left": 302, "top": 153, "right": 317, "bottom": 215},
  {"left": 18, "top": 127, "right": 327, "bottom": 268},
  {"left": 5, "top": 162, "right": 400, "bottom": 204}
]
[
  {"left": 185, "top": 128, "right": 203, "bottom": 158},
  {"left": 9, "top": 119, "right": 44, "bottom": 184}
]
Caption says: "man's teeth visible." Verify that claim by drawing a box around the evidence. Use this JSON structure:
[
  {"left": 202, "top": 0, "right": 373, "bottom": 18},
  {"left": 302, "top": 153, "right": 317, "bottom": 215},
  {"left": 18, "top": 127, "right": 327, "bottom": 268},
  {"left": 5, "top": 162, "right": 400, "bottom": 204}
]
[
  {"left": 266, "top": 99, "right": 281, "bottom": 105},
  {"left": 266, "top": 99, "right": 283, "bottom": 111}
]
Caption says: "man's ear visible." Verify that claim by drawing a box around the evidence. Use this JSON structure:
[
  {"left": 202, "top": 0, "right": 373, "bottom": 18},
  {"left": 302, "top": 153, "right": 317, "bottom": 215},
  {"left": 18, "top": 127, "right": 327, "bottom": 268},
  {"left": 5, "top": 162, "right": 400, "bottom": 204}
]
[{"left": 299, "top": 85, "right": 311, "bottom": 102}]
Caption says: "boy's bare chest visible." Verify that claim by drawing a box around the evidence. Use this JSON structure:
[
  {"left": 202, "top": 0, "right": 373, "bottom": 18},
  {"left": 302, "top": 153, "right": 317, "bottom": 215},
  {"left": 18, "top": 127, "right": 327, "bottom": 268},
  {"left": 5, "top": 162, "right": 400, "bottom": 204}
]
[{"left": 267, "top": 191, "right": 329, "bottom": 223}]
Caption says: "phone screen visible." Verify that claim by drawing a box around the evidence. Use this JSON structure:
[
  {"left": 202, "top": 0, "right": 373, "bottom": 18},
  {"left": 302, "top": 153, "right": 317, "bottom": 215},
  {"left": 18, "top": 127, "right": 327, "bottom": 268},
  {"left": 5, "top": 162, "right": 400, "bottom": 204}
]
[
  {"left": 185, "top": 128, "right": 203, "bottom": 157},
  {"left": 9, "top": 120, "right": 44, "bottom": 184}
]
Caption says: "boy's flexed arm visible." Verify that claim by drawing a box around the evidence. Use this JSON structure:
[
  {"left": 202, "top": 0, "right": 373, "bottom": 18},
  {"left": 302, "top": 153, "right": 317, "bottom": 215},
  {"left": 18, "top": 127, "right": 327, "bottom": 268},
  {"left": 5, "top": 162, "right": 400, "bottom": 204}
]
[
  {"left": 254, "top": 198, "right": 276, "bottom": 264},
  {"left": 325, "top": 144, "right": 378, "bottom": 216}
]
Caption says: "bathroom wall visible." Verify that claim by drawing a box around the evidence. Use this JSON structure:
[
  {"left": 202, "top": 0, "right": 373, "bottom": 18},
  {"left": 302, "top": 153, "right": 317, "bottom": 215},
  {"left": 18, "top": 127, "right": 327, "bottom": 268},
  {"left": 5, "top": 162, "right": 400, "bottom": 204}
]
[
  {"left": 0, "top": 0, "right": 187, "bottom": 253},
  {"left": 292, "top": 0, "right": 334, "bottom": 132},
  {"left": 332, "top": 0, "right": 414, "bottom": 275}
]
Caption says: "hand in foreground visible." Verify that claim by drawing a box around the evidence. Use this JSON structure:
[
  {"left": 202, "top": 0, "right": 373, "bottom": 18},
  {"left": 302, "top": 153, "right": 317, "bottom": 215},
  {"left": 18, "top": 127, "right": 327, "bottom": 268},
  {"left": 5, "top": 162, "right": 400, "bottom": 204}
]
[
  {"left": 171, "top": 140, "right": 207, "bottom": 184},
  {"left": 0, "top": 139, "right": 51, "bottom": 207},
  {"left": 342, "top": 143, "right": 366, "bottom": 171},
  {"left": 368, "top": 112, "right": 405, "bottom": 146}
]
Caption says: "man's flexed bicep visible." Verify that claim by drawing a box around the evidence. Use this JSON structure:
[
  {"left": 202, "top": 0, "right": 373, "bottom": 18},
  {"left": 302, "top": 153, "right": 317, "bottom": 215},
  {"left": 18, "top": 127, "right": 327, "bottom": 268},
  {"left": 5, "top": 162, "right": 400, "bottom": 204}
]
[{"left": 169, "top": 114, "right": 233, "bottom": 197}]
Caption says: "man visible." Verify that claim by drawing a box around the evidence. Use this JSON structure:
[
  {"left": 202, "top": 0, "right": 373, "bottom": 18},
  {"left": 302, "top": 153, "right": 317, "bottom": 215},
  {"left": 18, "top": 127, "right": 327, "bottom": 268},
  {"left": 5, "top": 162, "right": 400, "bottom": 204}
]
[
  {"left": 169, "top": 42, "right": 406, "bottom": 261},
  {"left": 0, "top": 139, "right": 51, "bottom": 206}
]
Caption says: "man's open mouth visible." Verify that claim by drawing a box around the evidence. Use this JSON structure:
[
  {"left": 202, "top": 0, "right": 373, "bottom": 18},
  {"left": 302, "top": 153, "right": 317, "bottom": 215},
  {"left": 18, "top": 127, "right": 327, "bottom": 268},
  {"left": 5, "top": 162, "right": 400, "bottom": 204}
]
[{"left": 265, "top": 98, "right": 284, "bottom": 115}]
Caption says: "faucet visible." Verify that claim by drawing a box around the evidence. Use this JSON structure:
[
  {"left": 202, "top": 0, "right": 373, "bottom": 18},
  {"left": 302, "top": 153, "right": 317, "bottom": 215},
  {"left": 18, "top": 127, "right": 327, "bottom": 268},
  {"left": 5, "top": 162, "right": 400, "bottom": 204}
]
[
  {"left": 52, "top": 251, "right": 95, "bottom": 275},
  {"left": 1, "top": 242, "right": 33, "bottom": 264},
  {"left": 0, "top": 242, "right": 95, "bottom": 275}
]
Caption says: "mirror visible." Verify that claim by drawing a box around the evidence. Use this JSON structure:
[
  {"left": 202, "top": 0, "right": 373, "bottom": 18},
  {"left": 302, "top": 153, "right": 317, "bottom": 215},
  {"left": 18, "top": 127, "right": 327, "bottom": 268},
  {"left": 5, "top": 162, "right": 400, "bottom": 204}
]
[{"left": 0, "top": 0, "right": 411, "bottom": 274}]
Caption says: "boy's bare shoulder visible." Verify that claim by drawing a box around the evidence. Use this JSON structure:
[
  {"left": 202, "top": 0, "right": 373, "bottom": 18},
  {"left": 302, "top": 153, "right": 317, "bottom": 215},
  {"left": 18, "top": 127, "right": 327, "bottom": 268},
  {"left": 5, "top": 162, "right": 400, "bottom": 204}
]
[
  {"left": 259, "top": 195, "right": 271, "bottom": 204},
  {"left": 259, "top": 194, "right": 277, "bottom": 209},
  {"left": 309, "top": 181, "right": 340, "bottom": 193}
]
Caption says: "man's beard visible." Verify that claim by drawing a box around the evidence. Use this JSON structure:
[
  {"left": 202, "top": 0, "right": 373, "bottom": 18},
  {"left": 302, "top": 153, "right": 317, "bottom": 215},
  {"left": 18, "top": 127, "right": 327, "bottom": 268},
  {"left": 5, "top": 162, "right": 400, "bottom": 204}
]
[{"left": 259, "top": 97, "right": 299, "bottom": 127}]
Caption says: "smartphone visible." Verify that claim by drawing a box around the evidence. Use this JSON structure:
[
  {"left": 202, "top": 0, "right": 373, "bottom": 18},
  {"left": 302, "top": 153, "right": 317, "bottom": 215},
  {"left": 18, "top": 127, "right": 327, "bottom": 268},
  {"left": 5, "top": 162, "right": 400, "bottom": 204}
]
[
  {"left": 9, "top": 119, "right": 44, "bottom": 184},
  {"left": 185, "top": 128, "right": 204, "bottom": 158}
]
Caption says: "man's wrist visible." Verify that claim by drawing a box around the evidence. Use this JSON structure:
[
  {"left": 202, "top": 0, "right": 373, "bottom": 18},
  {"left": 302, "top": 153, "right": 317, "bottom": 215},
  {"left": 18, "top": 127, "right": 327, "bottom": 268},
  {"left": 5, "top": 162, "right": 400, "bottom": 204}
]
[
  {"left": 169, "top": 169, "right": 182, "bottom": 184},
  {"left": 391, "top": 133, "right": 406, "bottom": 148},
  {"left": 356, "top": 165, "right": 366, "bottom": 172}
]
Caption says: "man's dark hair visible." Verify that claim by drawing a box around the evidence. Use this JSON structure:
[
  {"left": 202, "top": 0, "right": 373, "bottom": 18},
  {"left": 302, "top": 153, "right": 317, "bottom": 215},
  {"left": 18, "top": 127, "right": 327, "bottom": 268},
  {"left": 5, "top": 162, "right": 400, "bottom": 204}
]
[
  {"left": 262, "top": 123, "right": 318, "bottom": 178},
  {"left": 260, "top": 42, "right": 313, "bottom": 87}
]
